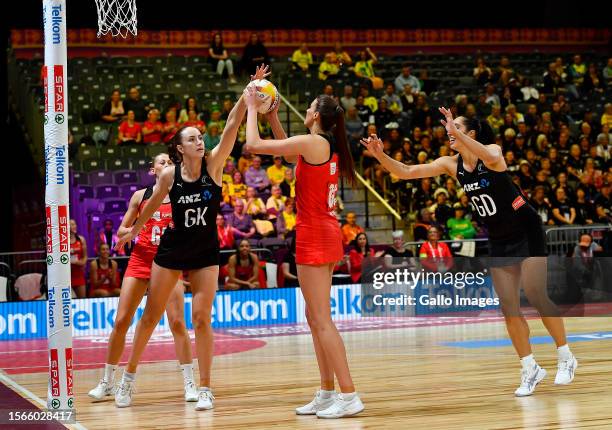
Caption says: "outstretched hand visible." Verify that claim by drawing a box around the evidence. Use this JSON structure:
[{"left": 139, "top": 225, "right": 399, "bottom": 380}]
[
  {"left": 439, "top": 106, "right": 459, "bottom": 140},
  {"left": 114, "top": 226, "right": 136, "bottom": 252},
  {"left": 360, "top": 134, "right": 384, "bottom": 158},
  {"left": 250, "top": 63, "right": 271, "bottom": 82},
  {"left": 243, "top": 84, "right": 263, "bottom": 109}
]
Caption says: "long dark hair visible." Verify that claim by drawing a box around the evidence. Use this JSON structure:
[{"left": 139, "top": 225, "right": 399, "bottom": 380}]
[
  {"left": 168, "top": 126, "right": 191, "bottom": 163},
  {"left": 315, "top": 94, "right": 356, "bottom": 186},
  {"left": 459, "top": 116, "right": 495, "bottom": 145},
  {"left": 211, "top": 32, "right": 224, "bottom": 50},
  {"left": 234, "top": 239, "right": 253, "bottom": 265},
  {"left": 351, "top": 232, "right": 370, "bottom": 255}
]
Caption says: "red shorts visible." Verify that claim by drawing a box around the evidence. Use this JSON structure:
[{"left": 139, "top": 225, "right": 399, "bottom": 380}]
[
  {"left": 124, "top": 246, "right": 156, "bottom": 279},
  {"left": 295, "top": 223, "right": 343, "bottom": 265}
]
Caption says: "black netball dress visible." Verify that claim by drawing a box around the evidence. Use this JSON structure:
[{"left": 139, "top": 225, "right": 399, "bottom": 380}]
[
  {"left": 456, "top": 155, "right": 546, "bottom": 257},
  {"left": 154, "top": 161, "right": 222, "bottom": 270}
]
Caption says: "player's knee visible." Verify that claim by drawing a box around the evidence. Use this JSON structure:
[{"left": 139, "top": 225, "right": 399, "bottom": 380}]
[
  {"left": 113, "top": 313, "right": 132, "bottom": 334},
  {"left": 192, "top": 311, "right": 211, "bottom": 330},
  {"left": 168, "top": 317, "right": 187, "bottom": 335},
  {"left": 306, "top": 312, "right": 331, "bottom": 331},
  {"left": 139, "top": 308, "right": 163, "bottom": 328}
]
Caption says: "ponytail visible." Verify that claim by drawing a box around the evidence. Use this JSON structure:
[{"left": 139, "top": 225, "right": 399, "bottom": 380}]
[
  {"left": 168, "top": 126, "right": 189, "bottom": 163},
  {"left": 316, "top": 95, "right": 356, "bottom": 187},
  {"left": 462, "top": 117, "right": 495, "bottom": 146}
]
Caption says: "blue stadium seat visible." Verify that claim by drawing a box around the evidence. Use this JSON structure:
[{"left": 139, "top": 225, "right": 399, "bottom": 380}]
[
  {"left": 102, "top": 199, "right": 128, "bottom": 214},
  {"left": 77, "top": 185, "right": 94, "bottom": 200},
  {"left": 108, "top": 158, "right": 131, "bottom": 171},
  {"left": 90, "top": 170, "right": 114, "bottom": 187},
  {"left": 71, "top": 171, "right": 91, "bottom": 186},
  {"left": 114, "top": 170, "right": 139, "bottom": 185},
  {"left": 119, "top": 183, "right": 141, "bottom": 198}
]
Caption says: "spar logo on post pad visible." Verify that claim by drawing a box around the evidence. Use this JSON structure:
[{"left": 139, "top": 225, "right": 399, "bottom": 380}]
[
  {"left": 53, "top": 65, "right": 64, "bottom": 112},
  {"left": 58, "top": 205, "right": 69, "bottom": 255},
  {"left": 65, "top": 347, "right": 73, "bottom": 396},
  {"left": 46, "top": 206, "right": 53, "bottom": 254},
  {"left": 49, "top": 348, "right": 60, "bottom": 397}
]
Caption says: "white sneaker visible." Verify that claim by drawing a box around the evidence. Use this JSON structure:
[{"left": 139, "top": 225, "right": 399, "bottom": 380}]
[
  {"left": 295, "top": 390, "right": 336, "bottom": 415},
  {"left": 184, "top": 381, "right": 198, "bottom": 402},
  {"left": 115, "top": 380, "right": 136, "bottom": 408},
  {"left": 195, "top": 389, "right": 215, "bottom": 410},
  {"left": 88, "top": 379, "right": 114, "bottom": 401},
  {"left": 515, "top": 364, "right": 547, "bottom": 397},
  {"left": 554, "top": 356, "right": 578, "bottom": 385},
  {"left": 316, "top": 393, "right": 364, "bottom": 419}
]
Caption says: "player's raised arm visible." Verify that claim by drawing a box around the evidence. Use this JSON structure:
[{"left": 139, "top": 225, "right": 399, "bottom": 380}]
[{"left": 360, "top": 134, "right": 455, "bottom": 180}]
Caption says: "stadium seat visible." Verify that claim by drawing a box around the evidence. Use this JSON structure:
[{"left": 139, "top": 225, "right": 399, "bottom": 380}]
[
  {"left": 90, "top": 170, "right": 114, "bottom": 187},
  {"left": 119, "top": 183, "right": 140, "bottom": 198},
  {"left": 95, "top": 184, "right": 120, "bottom": 199},
  {"left": 77, "top": 146, "right": 99, "bottom": 160},
  {"left": 114, "top": 170, "right": 139, "bottom": 185},
  {"left": 77, "top": 185, "right": 94, "bottom": 200},
  {"left": 122, "top": 145, "right": 147, "bottom": 159},
  {"left": 102, "top": 199, "right": 128, "bottom": 214},
  {"left": 110, "top": 57, "right": 130, "bottom": 66},
  {"left": 108, "top": 158, "right": 131, "bottom": 170},
  {"left": 130, "top": 157, "right": 151, "bottom": 170},
  {"left": 69, "top": 159, "right": 82, "bottom": 172},
  {"left": 82, "top": 159, "right": 107, "bottom": 172},
  {"left": 71, "top": 171, "right": 90, "bottom": 186},
  {"left": 99, "top": 146, "right": 122, "bottom": 160}
]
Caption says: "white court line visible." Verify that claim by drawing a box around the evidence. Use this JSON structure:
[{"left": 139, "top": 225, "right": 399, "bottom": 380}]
[{"left": 0, "top": 371, "right": 88, "bottom": 430}]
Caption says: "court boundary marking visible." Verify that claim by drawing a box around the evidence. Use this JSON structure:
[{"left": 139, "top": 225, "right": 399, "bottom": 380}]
[{"left": 0, "top": 371, "right": 88, "bottom": 430}]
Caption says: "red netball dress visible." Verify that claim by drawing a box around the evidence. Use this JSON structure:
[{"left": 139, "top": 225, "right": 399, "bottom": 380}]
[
  {"left": 70, "top": 237, "right": 86, "bottom": 288},
  {"left": 124, "top": 186, "right": 173, "bottom": 279},
  {"left": 294, "top": 134, "right": 343, "bottom": 265}
]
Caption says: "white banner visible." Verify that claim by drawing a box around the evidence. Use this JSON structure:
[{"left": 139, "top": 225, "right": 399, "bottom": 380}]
[{"left": 43, "top": 0, "right": 73, "bottom": 411}]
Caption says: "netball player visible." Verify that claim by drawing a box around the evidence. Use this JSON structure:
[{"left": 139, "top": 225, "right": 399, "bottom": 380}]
[
  {"left": 360, "top": 107, "right": 577, "bottom": 396},
  {"left": 244, "top": 86, "right": 364, "bottom": 418},
  {"left": 88, "top": 153, "right": 198, "bottom": 403},
  {"left": 113, "top": 65, "right": 271, "bottom": 410}
]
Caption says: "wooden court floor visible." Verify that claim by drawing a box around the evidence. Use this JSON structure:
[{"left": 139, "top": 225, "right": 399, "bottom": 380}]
[{"left": 4, "top": 317, "right": 612, "bottom": 430}]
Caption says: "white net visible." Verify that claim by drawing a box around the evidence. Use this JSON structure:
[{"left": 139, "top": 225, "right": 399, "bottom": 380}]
[{"left": 94, "top": 0, "right": 137, "bottom": 38}]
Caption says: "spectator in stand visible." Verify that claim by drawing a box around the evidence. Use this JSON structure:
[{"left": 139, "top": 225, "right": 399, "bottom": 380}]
[
  {"left": 345, "top": 107, "right": 364, "bottom": 157},
  {"left": 204, "top": 122, "right": 221, "bottom": 151},
  {"left": 355, "top": 47, "right": 383, "bottom": 89},
  {"left": 238, "top": 146, "right": 254, "bottom": 173},
  {"left": 600, "top": 103, "right": 612, "bottom": 130},
  {"left": 355, "top": 95, "right": 373, "bottom": 125},
  {"left": 96, "top": 218, "right": 125, "bottom": 256},
  {"left": 266, "top": 185, "right": 286, "bottom": 220},
  {"left": 123, "top": 87, "right": 148, "bottom": 122},
  {"left": 341, "top": 212, "right": 364, "bottom": 246},
  {"left": 209, "top": 32, "right": 237, "bottom": 84},
  {"left": 395, "top": 64, "right": 420, "bottom": 94},
  {"left": 89, "top": 243, "right": 120, "bottom": 298},
  {"left": 117, "top": 110, "right": 142, "bottom": 144},
  {"left": 318, "top": 52, "right": 339, "bottom": 81},
  {"left": 281, "top": 235, "right": 299, "bottom": 288},
  {"left": 400, "top": 84, "right": 416, "bottom": 112},
  {"left": 224, "top": 240, "right": 261, "bottom": 290},
  {"left": 276, "top": 198, "right": 297, "bottom": 239},
  {"left": 280, "top": 168, "right": 296, "bottom": 198},
  {"left": 291, "top": 43, "right": 313, "bottom": 72},
  {"left": 413, "top": 208, "right": 433, "bottom": 241},
  {"left": 226, "top": 199, "right": 256, "bottom": 241},
  {"left": 520, "top": 78, "right": 539, "bottom": 102},
  {"left": 382, "top": 230, "right": 414, "bottom": 270},
  {"left": 70, "top": 219, "right": 88, "bottom": 299},
  {"left": 582, "top": 63, "right": 605, "bottom": 94},
  {"left": 412, "top": 95, "right": 432, "bottom": 130},
  {"left": 531, "top": 185, "right": 554, "bottom": 225},
  {"left": 244, "top": 186, "right": 266, "bottom": 219},
  {"left": 182, "top": 110, "right": 206, "bottom": 134},
  {"left": 574, "top": 187, "right": 595, "bottom": 225},
  {"left": 340, "top": 85, "right": 356, "bottom": 112},
  {"left": 240, "top": 33, "right": 269, "bottom": 76},
  {"left": 447, "top": 204, "right": 476, "bottom": 240},
  {"left": 142, "top": 109, "right": 163, "bottom": 144},
  {"left": 217, "top": 214, "right": 235, "bottom": 251},
  {"left": 374, "top": 99, "right": 394, "bottom": 130},
  {"left": 476, "top": 93, "right": 492, "bottom": 118},
  {"left": 473, "top": 57, "right": 492, "bottom": 86},
  {"left": 484, "top": 83, "right": 500, "bottom": 107},
  {"left": 245, "top": 156, "right": 270, "bottom": 194},
  {"left": 594, "top": 182, "right": 611, "bottom": 223},
  {"left": 493, "top": 56, "right": 516, "bottom": 86},
  {"left": 101, "top": 89, "right": 125, "bottom": 123},
  {"left": 603, "top": 58, "right": 612, "bottom": 85},
  {"left": 418, "top": 226, "right": 453, "bottom": 271},
  {"left": 162, "top": 109, "right": 179, "bottom": 144},
  {"left": 178, "top": 97, "right": 199, "bottom": 123},
  {"left": 572, "top": 234, "right": 603, "bottom": 258},
  {"left": 430, "top": 190, "right": 453, "bottom": 228},
  {"left": 381, "top": 83, "right": 403, "bottom": 115},
  {"left": 567, "top": 54, "right": 586, "bottom": 99},
  {"left": 229, "top": 170, "right": 247, "bottom": 201},
  {"left": 359, "top": 86, "right": 378, "bottom": 113},
  {"left": 487, "top": 105, "right": 504, "bottom": 134},
  {"left": 348, "top": 232, "right": 381, "bottom": 283},
  {"left": 552, "top": 187, "right": 577, "bottom": 225},
  {"left": 266, "top": 155, "right": 289, "bottom": 186},
  {"left": 333, "top": 42, "right": 353, "bottom": 68}
]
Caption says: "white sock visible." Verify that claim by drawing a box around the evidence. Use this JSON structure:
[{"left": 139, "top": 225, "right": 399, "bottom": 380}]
[
  {"left": 319, "top": 389, "right": 335, "bottom": 399},
  {"left": 557, "top": 344, "right": 572, "bottom": 361},
  {"left": 520, "top": 354, "right": 536, "bottom": 370},
  {"left": 341, "top": 392, "right": 356, "bottom": 401},
  {"left": 122, "top": 371, "right": 136, "bottom": 383},
  {"left": 199, "top": 386, "right": 210, "bottom": 392},
  {"left": 180, "top": 363, "right": 194, "bottom": 383},
  {"left": 103, "top": 364, "right": 117, "bottom": 382}
]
